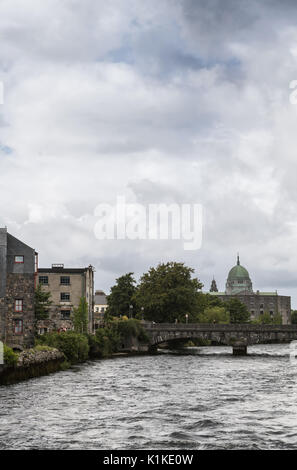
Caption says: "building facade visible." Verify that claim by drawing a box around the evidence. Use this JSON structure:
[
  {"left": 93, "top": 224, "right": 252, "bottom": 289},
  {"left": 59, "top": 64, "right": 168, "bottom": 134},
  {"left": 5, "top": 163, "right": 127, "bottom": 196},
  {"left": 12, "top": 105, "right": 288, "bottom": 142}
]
[
  {"left": 94, "top": 290, "right": 108, "bottom": 329},
  {"left": 210, "top": 256, "right": 291, "bottom": 324},
  {"left": 0, "top": 228, "right": 37, "bottom": 349},
  {"left": 37, "top": 264, "right": 94, "bottom": 334}
]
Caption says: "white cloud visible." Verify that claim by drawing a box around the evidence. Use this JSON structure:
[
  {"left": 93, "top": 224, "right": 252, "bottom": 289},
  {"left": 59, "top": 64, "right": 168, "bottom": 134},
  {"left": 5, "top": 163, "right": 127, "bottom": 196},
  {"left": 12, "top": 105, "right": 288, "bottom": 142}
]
[{"left": 1, "top": 0, "right": 297, "bottom": 305}]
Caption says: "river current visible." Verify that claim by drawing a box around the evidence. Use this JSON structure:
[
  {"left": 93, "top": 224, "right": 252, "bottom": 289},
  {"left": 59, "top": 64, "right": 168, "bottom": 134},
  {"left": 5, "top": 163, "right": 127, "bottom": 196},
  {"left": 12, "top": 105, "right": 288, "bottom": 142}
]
[{"left": 1, "top": 344, "right": 297, "bottom": 450}]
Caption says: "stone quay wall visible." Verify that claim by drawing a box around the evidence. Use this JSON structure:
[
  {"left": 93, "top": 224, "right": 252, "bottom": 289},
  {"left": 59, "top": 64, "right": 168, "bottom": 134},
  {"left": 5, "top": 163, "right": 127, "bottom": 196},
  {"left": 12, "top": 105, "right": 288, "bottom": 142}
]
[{"left": 0, "top": 348, "right": 65, "bottom": 385}]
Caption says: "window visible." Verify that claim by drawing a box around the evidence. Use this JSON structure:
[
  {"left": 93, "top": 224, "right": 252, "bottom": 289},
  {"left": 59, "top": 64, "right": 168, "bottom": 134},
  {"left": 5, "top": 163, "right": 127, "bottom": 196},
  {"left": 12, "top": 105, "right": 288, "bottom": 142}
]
[
  {"left": 39, "top": 276, "right": 48, "bottom": 285},
  {"left": 15, "top": 299, "right": 23, "bottom": 312},
  {"left": 61, "top": 310, "right": 71, "bottom": 318},
  {"left": 14, "top": 319, "right": 23, "bottom": 334},
  {"left": 60, "top": 293, "right": 70, "bottom": 301},
  {"left": 260, "top": 310, "right": 264, "bottom": 315},
  {"left": 14, "top": 255, "right": 24, "bottom": 263},
  {"left": 60, "top": 276, "right": 70, "bottom": 285},
  {"left": 38, "top": 327, "right": 47, "bottom": 335},
  {"left": 270, "top": 311, "right": 274, "bottom": 316}
]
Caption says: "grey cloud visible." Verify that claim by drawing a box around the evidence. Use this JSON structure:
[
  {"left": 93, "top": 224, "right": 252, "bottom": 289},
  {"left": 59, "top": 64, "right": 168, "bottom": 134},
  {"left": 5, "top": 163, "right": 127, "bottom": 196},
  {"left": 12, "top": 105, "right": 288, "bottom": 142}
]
[{"left": 0, "top": 0, "right": 297, "bottom": 306}]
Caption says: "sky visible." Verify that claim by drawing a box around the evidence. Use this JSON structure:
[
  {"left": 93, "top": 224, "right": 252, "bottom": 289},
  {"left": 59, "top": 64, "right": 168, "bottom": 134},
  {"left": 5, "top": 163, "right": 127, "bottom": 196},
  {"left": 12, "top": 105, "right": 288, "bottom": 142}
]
[{"left": 1, "top": 0, "right": 297, "bottom": 306}]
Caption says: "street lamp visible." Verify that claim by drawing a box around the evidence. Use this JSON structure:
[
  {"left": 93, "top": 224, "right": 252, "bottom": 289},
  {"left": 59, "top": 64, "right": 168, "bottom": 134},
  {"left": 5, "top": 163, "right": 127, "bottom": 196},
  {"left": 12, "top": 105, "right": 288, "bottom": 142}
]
[
  {"left": 129, "top": 304, "right": 133, "bottom": 319},
  {"left": 185, "top": 314, "right": 189, "bottom": 324},
  {"left": 141, "top": 306, "right": 144, "bottom": 321}
]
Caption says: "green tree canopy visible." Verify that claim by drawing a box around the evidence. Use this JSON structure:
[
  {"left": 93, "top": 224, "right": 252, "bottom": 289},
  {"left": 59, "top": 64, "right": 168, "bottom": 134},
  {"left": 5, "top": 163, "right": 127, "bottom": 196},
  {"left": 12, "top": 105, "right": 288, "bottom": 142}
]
[
  {"left": 224, "top": 298, "right": 250, "bottom": 323},
  {"left": 35, "top": 284, "right": 52, "bottom": 320},
  {"left": 254, "top": 311, "right": 283, "bottom": 325},
  {"left": 73, "top": 296, "right": 88, "bottom": 334},
  {"left": 291, "top": 310, "right": 297, "bottom": 324},
  {"left": 134, "top": 262, "right": 203, "bottom": 323},
  {"left": 199, "top": 306, "right": 230, "bottom": 324},
  {"left": 257, "top": 311, "right": 272, "bottom": 324},
  {"left": 106, "top": 272, "right": 137, "bottom": 318},
  {"left": 203, "top": 293, "right": 225, "bottom": 309}
]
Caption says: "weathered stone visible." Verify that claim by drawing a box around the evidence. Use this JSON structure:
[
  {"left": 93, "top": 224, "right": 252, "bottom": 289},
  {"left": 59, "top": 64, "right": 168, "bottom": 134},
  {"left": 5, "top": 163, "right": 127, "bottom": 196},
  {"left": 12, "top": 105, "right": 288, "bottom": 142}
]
[
  {"left": 142, "top": 323, "right": 297, "bottom": 350},
  {"left": 0, "top": 348, "right": 65, "bottom": 385},
  {"left": 0, "top": 228, "right": 36, "bottom": 350}
]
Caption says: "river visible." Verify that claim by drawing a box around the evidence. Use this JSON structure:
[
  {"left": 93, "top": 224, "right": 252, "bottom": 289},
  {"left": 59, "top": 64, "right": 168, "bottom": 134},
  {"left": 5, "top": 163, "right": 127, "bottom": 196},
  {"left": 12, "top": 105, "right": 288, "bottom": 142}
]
[{"left": 1, "top": 344, "right": 297, "bottom": 450}]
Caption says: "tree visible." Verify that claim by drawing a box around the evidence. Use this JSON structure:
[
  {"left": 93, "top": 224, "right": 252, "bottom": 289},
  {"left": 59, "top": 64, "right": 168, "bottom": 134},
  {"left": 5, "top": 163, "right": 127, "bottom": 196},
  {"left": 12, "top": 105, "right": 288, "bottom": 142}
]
[
  {"left": 272, "top": 313, "right": 283, "bottom": 325},
  {"left": 35, "top": 284, "right": 52, "bottom": 320},
  {"left": 255, "top": 311, "right": 283, "bottom": 325},
  {"left": 203, "top": 293, "right": 224, "bottom": 309},
  {"left": 106, "top": 273, "right": 137, "bottom": 318},
  {"left": 291, "top": 311, "right": 297, "bottom": 324},
  {"left": 224, "top": 298, "right": 250, "bottom": 323},
  {"left": 257, "top": 311, "right": 272, "bottom": 324},
  {"left": 199, "top": 306, "right": 230, "bottom": 324},
  {"left": 73, "top": 297, "right": 88, "bottom": 334},
  {"left": 134, "top": 262, "right": 203, "bottom": 323}
]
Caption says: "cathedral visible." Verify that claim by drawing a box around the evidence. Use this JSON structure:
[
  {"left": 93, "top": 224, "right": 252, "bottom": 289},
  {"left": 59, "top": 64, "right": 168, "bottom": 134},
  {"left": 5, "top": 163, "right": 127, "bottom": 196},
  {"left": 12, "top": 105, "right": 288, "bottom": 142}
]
[{"left": 210, "top": 255, "right": 291, "bottom": 324}]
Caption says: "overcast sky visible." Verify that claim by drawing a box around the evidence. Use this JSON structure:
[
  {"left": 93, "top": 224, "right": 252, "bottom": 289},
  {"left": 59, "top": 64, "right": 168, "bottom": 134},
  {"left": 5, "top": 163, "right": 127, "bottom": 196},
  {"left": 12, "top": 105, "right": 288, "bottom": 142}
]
[{"left": 1, "top": 0, "right": 297, "bottom": 306}]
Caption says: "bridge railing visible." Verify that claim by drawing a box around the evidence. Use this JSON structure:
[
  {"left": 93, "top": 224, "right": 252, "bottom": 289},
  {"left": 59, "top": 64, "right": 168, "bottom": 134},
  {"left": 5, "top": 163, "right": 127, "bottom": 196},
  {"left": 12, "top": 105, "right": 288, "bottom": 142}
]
[{"left": 142, "top": 322, "right": 297, "bottom": 332}]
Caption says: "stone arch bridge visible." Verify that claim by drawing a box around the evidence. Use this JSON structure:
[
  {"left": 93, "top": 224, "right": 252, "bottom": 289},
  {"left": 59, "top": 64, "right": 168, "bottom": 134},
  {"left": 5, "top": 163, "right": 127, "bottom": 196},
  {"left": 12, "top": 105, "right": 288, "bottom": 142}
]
[{"left": 142, "top": 322, "right": 297, "bottom": 355}]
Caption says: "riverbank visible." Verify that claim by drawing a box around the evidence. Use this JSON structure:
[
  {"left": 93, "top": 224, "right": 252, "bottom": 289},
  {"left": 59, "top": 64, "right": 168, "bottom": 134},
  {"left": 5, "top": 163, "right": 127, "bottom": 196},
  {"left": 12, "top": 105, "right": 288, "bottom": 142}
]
[
  {"left": 0, "top": 320, "right": 151, "bottom": 385},
  {"left": 0, "top": 346, "right": 65, "bottom": 385}
]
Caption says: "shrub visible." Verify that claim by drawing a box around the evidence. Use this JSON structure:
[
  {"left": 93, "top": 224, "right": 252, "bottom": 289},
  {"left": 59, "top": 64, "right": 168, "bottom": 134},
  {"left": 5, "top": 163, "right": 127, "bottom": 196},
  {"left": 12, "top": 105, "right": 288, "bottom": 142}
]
[
  {"left": 36, "top": 331, "right": 89, "bottom": 364},
  {"left": 89, "top": 319, "right": 149, "bottom": 358},
  {"left": 112, "top": 318, "right": 149, "bottom": 343},
  {"left": 32, "top": 345, "right": 55, "bottom": 352},
  {"left": 93, "top": 329, "right": 114, "bottom": 357},
  {"left": 3, "top": 345, "right": 19, "bottom": 367}
]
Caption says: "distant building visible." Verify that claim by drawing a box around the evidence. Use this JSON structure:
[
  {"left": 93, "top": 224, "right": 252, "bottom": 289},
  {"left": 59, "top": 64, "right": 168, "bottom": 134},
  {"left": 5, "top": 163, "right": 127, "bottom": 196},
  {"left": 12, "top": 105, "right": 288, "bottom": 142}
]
[
  {"left": 94, "top": 290, "right": 108, "bottom": 329},
  {"left": 210, "top": 255, "right": 291, "bottom": 324},
  {"left": 37, "top": 264, "right": 94, "bottom": 334},
  {"left": 210, "top": 278, "right": 218, "bottom": 292},
  {"left": 0, "top": 228, "right": 37, "bottom": 349}
]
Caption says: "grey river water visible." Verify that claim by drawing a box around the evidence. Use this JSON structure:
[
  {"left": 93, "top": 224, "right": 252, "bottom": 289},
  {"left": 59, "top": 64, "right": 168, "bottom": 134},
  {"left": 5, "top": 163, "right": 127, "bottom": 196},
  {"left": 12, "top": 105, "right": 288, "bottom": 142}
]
[{"left": 1, "top": 344, "right": 297, "bottom": 450}]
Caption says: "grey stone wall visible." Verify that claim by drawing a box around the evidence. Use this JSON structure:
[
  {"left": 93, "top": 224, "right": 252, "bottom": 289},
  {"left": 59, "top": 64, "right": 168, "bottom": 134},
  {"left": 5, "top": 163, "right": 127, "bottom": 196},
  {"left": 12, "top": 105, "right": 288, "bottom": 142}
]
[
  {"left": 143, "top": 323, "right": 297, "bottom": 346},
  {"left": 0, "top": 228, "right": 7, "bottom": 297},
  {"left": 0, "top": 348, "right": 64, "bottom": 385},
  {"left": 0, "top": 230, "right": 36, "bottom": 349},
  {"left": 5, "top": 273, "right": 35, "bottom": 349}
]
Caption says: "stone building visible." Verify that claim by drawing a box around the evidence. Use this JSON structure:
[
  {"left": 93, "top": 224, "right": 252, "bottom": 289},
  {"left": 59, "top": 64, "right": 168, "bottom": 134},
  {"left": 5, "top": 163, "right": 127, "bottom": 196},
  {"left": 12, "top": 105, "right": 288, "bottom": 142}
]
[
  {"left": 0, "top": 228, "right": 37, "bottom": 349},
  {"left": 94, "top": 290, "right": 108, "bottom": 329},
  {"left": 210, "top": 255, "right": 291, "bottom": 324},
  {"left": 37, "top": 264, "right": 94, "bottom": 334}
]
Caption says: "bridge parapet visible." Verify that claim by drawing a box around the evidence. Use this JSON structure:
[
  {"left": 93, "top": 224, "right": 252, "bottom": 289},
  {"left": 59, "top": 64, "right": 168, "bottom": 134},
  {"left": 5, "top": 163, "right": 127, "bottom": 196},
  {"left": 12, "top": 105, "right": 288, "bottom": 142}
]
[
  {"left": 142, "top": 322, "right": 297, "bottom": 333},
  {"left": 141, "top": 322, "right": 297, "bottom": 352}
]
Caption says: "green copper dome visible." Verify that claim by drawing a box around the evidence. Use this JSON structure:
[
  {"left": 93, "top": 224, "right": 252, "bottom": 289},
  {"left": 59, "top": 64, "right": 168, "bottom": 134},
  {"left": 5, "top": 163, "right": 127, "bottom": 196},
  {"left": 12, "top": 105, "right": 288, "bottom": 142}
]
[
  {"left": 227, "top": 264, "right": 250, "bottom": 280},
  {"left": 225, "top": 255, "right": 253, "bottom": 295}
]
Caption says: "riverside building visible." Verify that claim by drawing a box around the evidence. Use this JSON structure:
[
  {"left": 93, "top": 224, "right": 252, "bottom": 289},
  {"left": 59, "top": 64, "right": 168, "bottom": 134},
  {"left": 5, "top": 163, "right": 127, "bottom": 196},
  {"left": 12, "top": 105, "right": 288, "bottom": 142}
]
[
  {"left": 0, "top": 228, "right": 37, "bottom": 349},
  {"left": 37, "top": 264, "right": 94, "bottom": 333}
]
